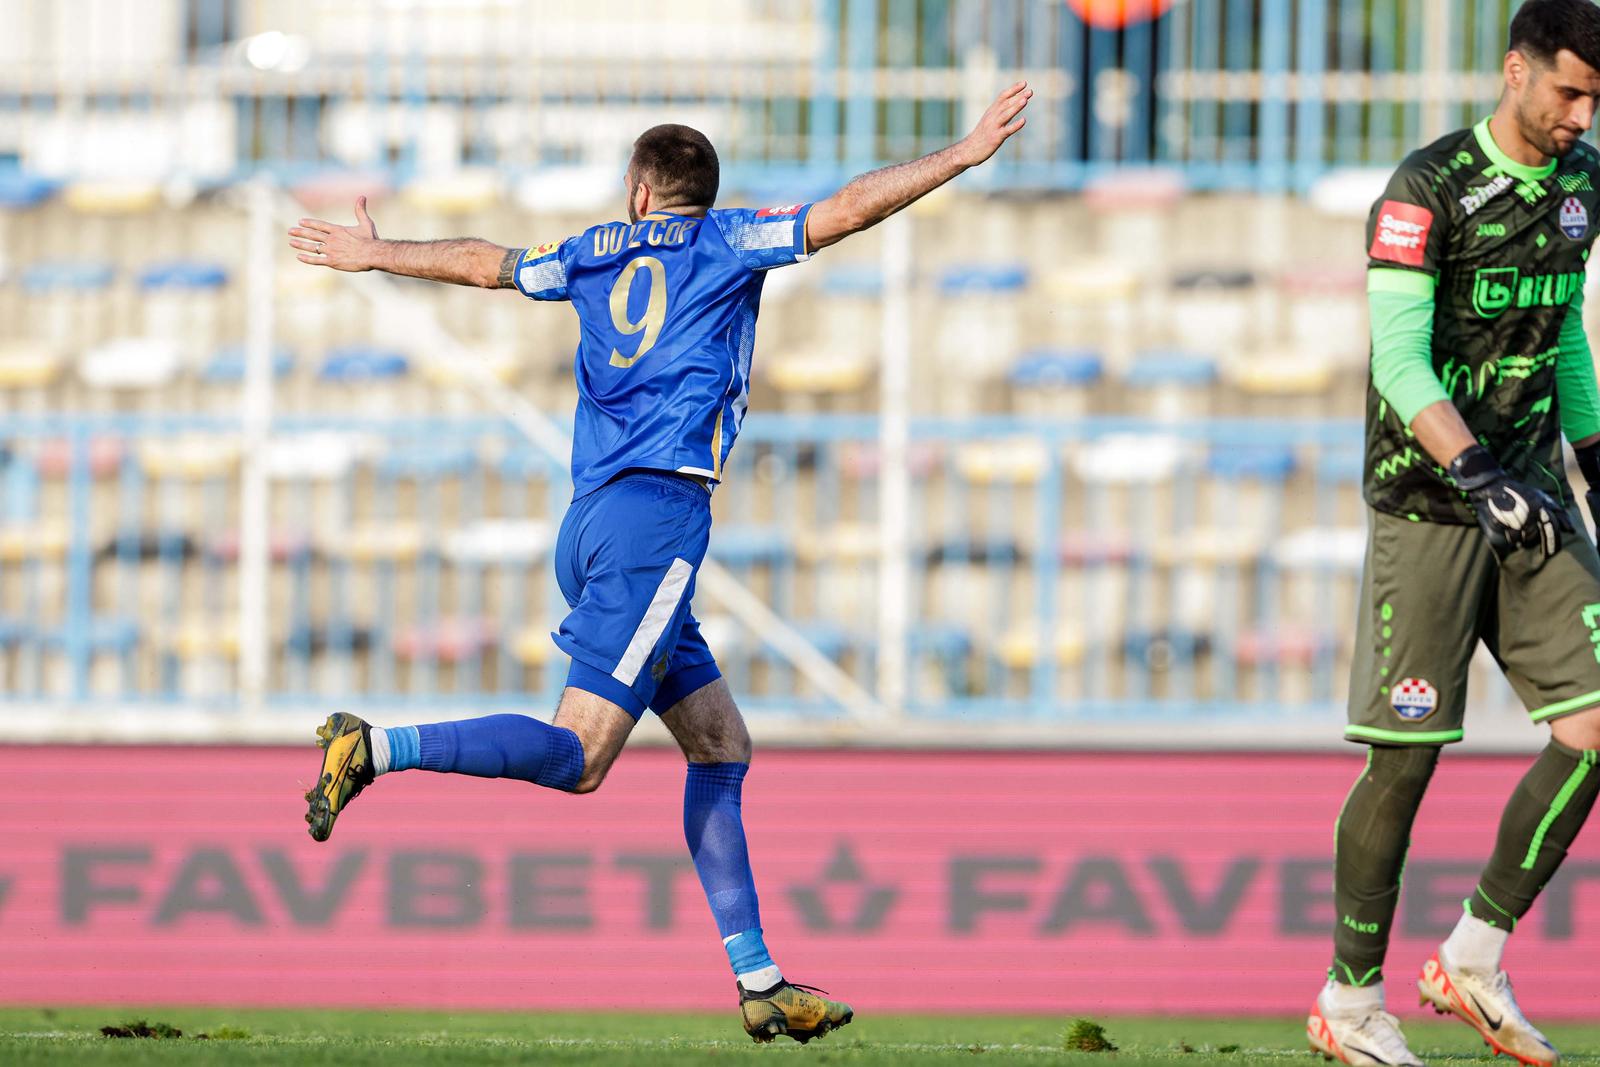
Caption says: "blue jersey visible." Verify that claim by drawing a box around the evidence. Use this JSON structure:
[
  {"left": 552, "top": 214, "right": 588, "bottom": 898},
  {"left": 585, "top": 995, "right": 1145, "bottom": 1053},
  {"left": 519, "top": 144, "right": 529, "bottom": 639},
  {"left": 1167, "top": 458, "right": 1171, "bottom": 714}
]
[{"left": 513, "top": 204, "right": 814, "bottom": 498}]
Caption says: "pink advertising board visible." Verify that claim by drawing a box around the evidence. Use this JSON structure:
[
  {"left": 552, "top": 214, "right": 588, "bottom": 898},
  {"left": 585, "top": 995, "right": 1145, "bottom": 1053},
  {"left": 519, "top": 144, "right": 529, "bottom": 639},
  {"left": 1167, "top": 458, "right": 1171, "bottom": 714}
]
[{"left": 2, "top": 746, "right": 1598, "bottom": 1016}]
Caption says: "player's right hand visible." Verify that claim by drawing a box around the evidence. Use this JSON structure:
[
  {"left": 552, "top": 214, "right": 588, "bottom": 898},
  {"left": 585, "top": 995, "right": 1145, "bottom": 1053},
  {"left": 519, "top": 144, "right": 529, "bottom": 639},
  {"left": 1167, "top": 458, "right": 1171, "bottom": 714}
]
[
  {"left": 288, "top": 195, "right": 380, "bottom": 271},
  {"left": 952, "top": 81, "right": 1032, "bottom": 167},
  {"left": 1449, "top": 444, "right": 1572, "bottom": 560}
]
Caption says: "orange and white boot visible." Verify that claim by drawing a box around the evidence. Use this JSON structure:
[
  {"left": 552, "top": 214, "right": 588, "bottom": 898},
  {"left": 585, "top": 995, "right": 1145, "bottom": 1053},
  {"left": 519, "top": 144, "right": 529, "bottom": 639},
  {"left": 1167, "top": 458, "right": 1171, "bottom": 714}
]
[
  {"left": 1308, "top": 981, "right": 1425, "bottom": 1066},
  {"left": 1419, "top": 950, "right": 1559, "bottom": 1066}
]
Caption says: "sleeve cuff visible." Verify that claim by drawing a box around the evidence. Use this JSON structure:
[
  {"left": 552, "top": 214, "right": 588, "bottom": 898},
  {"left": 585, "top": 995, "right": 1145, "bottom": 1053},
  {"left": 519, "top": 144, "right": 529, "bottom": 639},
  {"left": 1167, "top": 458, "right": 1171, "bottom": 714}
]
[{"left": 1368, "top": 267, "right": 1436, "bottom": 297}]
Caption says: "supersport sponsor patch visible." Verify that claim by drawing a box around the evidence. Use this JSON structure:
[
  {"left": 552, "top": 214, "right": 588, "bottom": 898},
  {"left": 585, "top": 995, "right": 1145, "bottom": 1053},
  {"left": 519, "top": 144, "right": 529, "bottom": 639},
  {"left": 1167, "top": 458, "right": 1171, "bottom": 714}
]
[
  {"left": 1370, "top": 200, "right": 1433, "bottom": 267},
  {"left": 1559, "top": 196, "right": 1589, "bottom": 240},
  {"left": 756, "top": 204, "right": 802, "bottom": 217},
  {"left": 1392, "top": 677, "right": 1439, "bottom": 722}
]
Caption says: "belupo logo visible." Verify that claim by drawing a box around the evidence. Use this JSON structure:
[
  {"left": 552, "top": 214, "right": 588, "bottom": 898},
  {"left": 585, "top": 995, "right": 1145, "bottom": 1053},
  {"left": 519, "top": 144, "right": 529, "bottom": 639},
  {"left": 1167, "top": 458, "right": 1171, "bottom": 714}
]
[
  {"left": 1473, "top": 267, "right": 1518, "bottom": 317},
  {"left": 1370, "top": 199, "right": 1433, "bottom": 267}
]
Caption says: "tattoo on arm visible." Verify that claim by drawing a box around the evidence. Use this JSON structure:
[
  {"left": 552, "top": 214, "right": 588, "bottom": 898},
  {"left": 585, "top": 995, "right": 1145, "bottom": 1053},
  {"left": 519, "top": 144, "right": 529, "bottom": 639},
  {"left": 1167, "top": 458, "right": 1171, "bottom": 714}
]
[{"left": 498, "top": 247, "right": 524, "bottom": 289}]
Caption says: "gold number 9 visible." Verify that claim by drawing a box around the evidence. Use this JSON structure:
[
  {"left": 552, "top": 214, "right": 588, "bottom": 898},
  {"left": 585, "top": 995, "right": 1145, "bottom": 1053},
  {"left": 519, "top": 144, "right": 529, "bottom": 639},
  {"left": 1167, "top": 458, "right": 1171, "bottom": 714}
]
[{"left": 608, "top": 256, "right": 668, "bottom": 368}]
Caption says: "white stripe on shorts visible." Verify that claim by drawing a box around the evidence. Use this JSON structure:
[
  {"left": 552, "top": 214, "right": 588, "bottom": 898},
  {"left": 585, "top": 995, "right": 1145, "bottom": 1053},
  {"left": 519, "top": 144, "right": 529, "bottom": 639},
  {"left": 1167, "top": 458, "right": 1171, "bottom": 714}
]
[{"left": 612, "top": 557, "right": 694, "bottom": 686}]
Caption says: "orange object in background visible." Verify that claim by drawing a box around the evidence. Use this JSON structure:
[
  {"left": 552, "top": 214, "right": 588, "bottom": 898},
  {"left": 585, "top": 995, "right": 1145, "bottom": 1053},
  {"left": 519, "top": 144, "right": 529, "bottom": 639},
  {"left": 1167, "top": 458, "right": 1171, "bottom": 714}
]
[{"left": 1066, "top": 0, "right": 1176, "bottom": 28}]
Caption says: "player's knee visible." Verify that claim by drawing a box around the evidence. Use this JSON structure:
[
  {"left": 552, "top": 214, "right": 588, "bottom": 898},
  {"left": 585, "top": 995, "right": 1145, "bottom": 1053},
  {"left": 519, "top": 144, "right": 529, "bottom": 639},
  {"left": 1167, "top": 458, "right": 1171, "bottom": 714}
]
[
  {"left": 1367, "top": 744, "right": 1441, "bottom": 795},
  {"left": 1550, "top": 709, "right": 1600, "bottom": 752},
  {"left": 678, "top": 713, "right": 751, "bottom": 763}
]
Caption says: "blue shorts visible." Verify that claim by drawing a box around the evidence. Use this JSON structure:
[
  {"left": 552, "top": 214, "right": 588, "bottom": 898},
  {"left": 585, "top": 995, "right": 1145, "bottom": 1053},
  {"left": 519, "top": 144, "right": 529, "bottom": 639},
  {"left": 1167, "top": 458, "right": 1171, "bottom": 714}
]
[{"left": 552, "top": 471, "right": 722, "bottom": 719}]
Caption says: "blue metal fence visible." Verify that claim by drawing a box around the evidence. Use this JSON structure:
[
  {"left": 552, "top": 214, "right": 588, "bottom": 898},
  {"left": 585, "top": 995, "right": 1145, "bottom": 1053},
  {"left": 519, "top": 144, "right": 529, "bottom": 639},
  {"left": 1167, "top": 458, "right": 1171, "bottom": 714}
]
[{"left": 0, "top": 0, "right": 1532, "bottom": 193}]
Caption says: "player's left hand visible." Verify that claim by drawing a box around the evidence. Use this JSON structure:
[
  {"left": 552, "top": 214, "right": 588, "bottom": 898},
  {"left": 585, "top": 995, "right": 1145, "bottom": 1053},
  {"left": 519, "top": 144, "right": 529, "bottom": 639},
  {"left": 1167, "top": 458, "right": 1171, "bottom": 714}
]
[
  {"left": 288, "top": 196, "right": 381, "bottom": 271},
  {"left": 1450, "top": 445, "right": 1573, "bottom": 560},
  {"left": 952, "top": 81, "right": 1032, "bottom": 167}
]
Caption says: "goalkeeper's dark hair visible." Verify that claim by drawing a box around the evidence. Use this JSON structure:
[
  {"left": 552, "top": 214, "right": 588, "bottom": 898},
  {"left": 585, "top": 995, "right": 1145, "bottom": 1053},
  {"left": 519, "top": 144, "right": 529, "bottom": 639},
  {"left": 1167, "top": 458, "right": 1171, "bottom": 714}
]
[
  {"left": 629, "top": 124, "right": 719, "bottom": 208},
  {"left": 1509, "top": 0, "right": 1600, "bottom": 73}
]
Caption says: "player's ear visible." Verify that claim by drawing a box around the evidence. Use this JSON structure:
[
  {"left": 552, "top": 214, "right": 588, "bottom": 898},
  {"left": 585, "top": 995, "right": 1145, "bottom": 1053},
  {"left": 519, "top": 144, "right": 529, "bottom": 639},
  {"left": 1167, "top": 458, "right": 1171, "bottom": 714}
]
[{"left": 1505, "top": 49, "right": 1528, "bottom": 92}]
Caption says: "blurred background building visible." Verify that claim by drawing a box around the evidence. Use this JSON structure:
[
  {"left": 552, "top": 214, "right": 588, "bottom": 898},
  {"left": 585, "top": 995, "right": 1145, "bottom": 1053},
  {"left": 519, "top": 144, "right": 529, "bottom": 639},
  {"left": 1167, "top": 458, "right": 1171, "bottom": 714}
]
[{"left": 0, "top": 0, "right": 1571, "bottom": 744}]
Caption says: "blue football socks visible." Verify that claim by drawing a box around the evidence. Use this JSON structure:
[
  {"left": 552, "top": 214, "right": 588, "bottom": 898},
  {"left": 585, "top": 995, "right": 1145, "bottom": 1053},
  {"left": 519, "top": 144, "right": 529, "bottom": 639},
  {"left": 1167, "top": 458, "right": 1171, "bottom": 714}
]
[
  {"left": 684, "top": 761, "right": 782, "bottom": 989},
  {"left": 375, "top": 715, "right": 584, "bottom": 792}
]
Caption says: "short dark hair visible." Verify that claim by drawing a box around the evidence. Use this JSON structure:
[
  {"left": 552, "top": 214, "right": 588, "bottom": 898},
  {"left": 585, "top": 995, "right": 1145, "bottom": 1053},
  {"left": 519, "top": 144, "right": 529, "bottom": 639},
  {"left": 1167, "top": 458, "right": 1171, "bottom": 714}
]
[
  {"left": 629, "top": 125, "right": 719, "bottom": 207},
  {"left": 1509, "top": 0, "right": 1600, "bottom": 72}
]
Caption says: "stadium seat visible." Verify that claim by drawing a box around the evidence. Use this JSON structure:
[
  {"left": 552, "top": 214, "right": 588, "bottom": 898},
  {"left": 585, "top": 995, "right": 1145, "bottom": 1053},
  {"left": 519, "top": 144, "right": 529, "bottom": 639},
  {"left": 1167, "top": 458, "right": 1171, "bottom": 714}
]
[
  {"left": 1226, "top": 352, "right": 1335, "bottom": 417},
  {"left": 955, "top": 438, "right": 1048, "bottom": 485},
  {"left": 319, "top": 345, "right": 413, "bottom": 414},
  {"left": 290, "top": 172, "right": 394, "bottom": 213},
  {"left": 286, "top": 622, "right": 375, "bottom": 657},
  {"left": 138, "top": 436, "right": 240, "bottom": 480},
  {"left": 0, "top": 172, "right": 60, "bottom": 210},
  {"left": 23, "top": 260, "right": 115, "bottom": 355},
  {"left": 0, "top": 344, "right": 64, "bottom": 411},
  {"left": 0, "top": 521, "right": 69, "bottom": 562},
  {"left": 708, "top": 524, "right": 794, "bottom": 566},
  {"left": 62, "top": 180, "right": 162, "bottom": 214},
  {"left": 95, "top": 529, "right": 198, "bottom": 564},
  {"left": 21, "top": 260, "right": 115, "bottom": 292},
  {"left": 1042, "top": 260, "right": 1142, "bottom": 364},
  {"left": 512, "top": 165, "right": 618, "bottom": 213},
  {"left": 201, "top": 344, "right": 296, "bottom": 383},
  {"left": 766, "top": 349, "right": 873, "bottom": 406},
  {"left": 1006, "top": 348, "right": 1103, "bottom": 417},
  {"left": 933, "top": 263, "right": 1029, "bottom": 412},
  {"left": 35, "top": 437, "right": 125, "bottom": 480},
  {"left": 402, "top": 170, "right": 502, "bottom": 215},
  {"left": 375, "top": 442, "right": 478, "bottom": 480},
  {"left": 264, "top": 432, "right": 373, "bottom": 482},
  {"left": 393, "top": 617, "right": 496, "bottom": 663},
  {"left": 995, "top": 624, "right": 1087, "bottom": 670},
  {"left": 1280, "top": 266, "right": 1367, "bottom": 361},
  {"left": 319, "top": 345, "right": 410, "bottom": 382},
  {"left": 1082, "top": 167, "right": 1185, "bottom": 278},
  {"left": 1122, "top": 349, "right": 1220, "bottom": 420},
  {"left": 442, "top": 519, "right": 555, "bottom": 566},
  {"left": 1170, "top": 268, "right": 1259, "bottom": 358},
  {"left": 818, "top": 264, "right": 885, "bottom": 299},
  {"left": 336, "top": 522, "right": 426, "bottom": 565},
  {"left": 205, "top": 528, "right": 315, "bottom": 565},
  {"left": 509, "top": 625, "right": 555, "bottom": 666},
  {"left": 78, "top": 337, "right": 182, "bottom": 393},
  {"left": 1069, "top": 432, "right": 1185, "bottom": 486}
]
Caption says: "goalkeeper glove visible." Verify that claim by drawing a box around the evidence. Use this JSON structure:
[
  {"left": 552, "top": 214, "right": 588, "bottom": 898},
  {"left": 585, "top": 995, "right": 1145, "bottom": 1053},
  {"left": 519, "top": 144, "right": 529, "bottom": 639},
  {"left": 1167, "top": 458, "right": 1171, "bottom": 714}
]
[
  {"left": 1449, "top": 444, "right": 1571, "bottom": 560},
  {"left": 1574, "top": 440, "right": 1600, "bottom": 534}
]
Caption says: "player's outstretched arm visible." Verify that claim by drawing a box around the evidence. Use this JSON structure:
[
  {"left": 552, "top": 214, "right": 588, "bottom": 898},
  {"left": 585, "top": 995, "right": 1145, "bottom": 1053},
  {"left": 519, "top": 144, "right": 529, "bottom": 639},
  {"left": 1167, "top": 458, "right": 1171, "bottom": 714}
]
[
  {"left": 804, "top": 81, "right": 1031, "bottom": 252},
  {"left": 287, "top": 196, "right": 522, "bottom": 289}
]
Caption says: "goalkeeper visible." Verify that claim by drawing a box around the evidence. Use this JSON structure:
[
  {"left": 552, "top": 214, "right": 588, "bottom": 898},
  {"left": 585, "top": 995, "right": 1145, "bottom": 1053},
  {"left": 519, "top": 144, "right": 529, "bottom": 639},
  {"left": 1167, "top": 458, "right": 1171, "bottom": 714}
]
[{"left": 1307, "top": 3, "right": 1600, "bottom": 1066}]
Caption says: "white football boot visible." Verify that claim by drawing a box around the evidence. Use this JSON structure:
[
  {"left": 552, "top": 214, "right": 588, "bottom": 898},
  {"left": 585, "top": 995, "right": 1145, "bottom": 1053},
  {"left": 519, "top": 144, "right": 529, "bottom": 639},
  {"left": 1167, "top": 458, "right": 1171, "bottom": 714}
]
[
  {"left": 1308, "top": 985, "right": 1425, "bottom": 1066},
  {"left": 1419, "top": 950, "right": 1559, "bottom": 1066}
]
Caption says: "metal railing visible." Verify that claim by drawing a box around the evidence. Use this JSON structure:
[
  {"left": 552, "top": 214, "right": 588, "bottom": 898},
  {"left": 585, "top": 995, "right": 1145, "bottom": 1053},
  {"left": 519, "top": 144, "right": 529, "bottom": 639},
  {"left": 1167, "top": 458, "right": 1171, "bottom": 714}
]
[{"left": 0, "top": 0, "right": 1533, "bottom": 193}]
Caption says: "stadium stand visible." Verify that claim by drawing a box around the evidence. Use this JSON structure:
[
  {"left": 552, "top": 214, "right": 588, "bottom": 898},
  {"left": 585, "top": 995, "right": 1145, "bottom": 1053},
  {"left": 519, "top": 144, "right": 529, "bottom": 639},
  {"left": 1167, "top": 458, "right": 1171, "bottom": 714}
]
[{"left": 0, "top": 0, "right": 1585, "bottom": 740}]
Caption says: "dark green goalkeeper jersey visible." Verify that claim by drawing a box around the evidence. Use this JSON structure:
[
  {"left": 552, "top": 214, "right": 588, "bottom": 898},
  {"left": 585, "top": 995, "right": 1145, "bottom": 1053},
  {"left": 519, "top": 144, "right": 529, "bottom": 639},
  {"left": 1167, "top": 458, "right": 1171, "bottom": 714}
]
[{"left": 1364, "top": 117, "right": 1600, "bottom": 523}]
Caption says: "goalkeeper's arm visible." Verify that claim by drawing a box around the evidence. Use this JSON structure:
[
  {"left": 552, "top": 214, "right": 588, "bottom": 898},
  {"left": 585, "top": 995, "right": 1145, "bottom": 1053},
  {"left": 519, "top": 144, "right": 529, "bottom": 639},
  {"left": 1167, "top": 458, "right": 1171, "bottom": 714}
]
[
  {"left": 288, "top": 195, "right": 522, "bottom": 289},
  {"left": 1368, "top": 267, "right": 1571, "bottom": 556}
]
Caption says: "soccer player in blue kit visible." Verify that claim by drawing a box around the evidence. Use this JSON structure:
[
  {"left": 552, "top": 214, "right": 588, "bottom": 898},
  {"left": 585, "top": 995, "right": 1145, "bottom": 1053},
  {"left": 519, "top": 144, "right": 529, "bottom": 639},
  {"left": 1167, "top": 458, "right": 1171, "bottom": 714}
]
[{"left": 288, "top": 82, "right": 1031, "bottom": 1040}]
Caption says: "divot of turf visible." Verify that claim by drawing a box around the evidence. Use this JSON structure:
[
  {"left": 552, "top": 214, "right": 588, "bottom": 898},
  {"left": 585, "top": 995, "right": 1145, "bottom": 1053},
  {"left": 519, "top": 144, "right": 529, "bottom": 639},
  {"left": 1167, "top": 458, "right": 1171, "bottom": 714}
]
[
  {"left": 99, "top": 1019, "right": 184, "bottom": 1039},
  {"left": 1064, "top": 1018, "right": 1118, "bottom": 1052}
]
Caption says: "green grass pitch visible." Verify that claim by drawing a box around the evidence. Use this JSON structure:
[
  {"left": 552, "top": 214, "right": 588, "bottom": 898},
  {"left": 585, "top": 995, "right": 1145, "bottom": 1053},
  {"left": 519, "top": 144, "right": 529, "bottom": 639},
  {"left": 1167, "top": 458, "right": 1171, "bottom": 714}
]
[{"left": 3, "top": 1007, "right": 1599, "bottom": 1065}]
